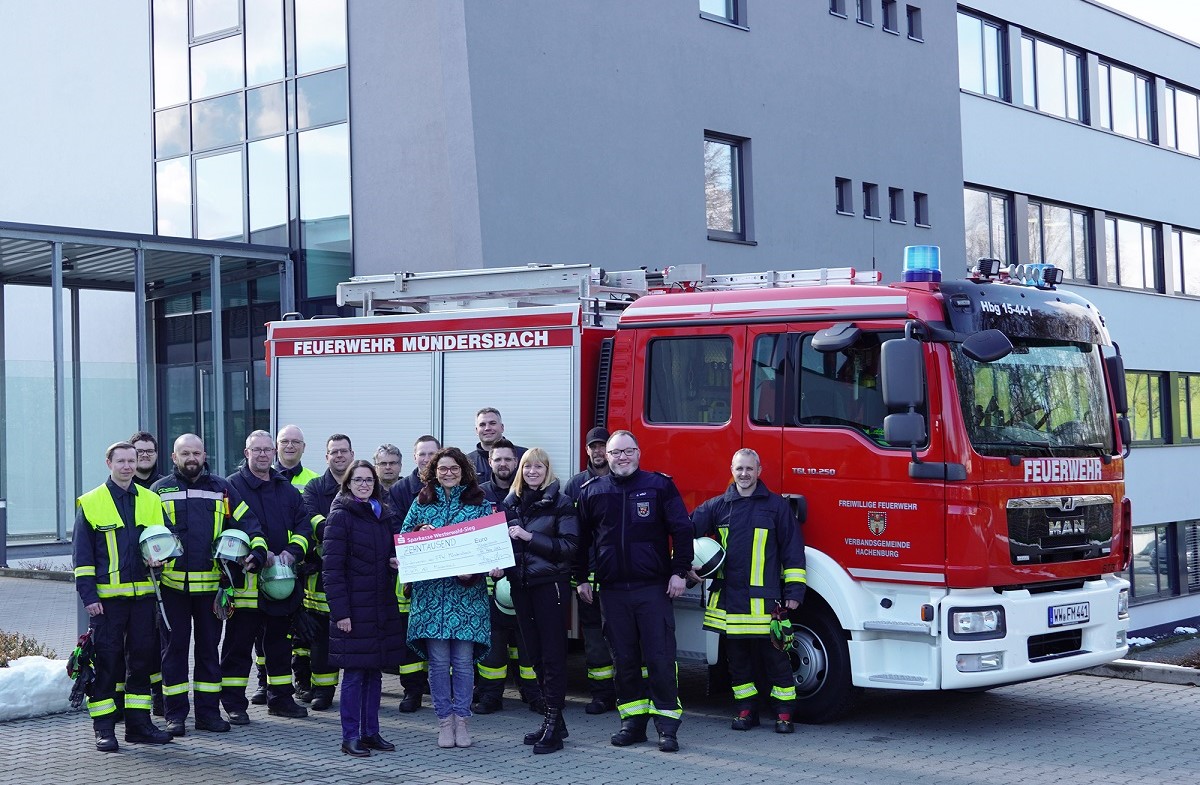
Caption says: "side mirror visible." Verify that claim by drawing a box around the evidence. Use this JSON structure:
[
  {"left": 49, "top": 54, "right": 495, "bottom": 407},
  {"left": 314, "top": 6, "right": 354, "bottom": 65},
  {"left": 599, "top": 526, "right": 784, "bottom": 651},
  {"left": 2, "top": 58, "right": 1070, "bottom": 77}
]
[
  {"left": 1105, "top": 354, "right": 1128, "bottom": 415},
  {"left": 881, "top": 336, "right": 925, "bottom": 408},
  {"left": 961, "top": 329, "right": 1013, "bottom": 363},
  {"left": 812, "top": 322, "right": 862, "bottom": 353},
  {"left": 884, "top": 412, "right": 926, "bottom": 447}
]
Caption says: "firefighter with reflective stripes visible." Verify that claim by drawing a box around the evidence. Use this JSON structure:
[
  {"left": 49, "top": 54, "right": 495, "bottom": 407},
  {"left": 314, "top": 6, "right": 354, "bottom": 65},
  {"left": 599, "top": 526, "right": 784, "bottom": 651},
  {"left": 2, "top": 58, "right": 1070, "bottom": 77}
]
[
  {"left": 151, "top": 433, "right": 267, "bottom": 736},
  {"left": 690, "top": 448, "right": 806, "bottom": 734},
  {"left": 271, "top": 424, "right": 320, "bottom": 704},
  {"left": 298, "top": 433, "right": 355, "bottom": 711},
  {"left": 73, "top": 441, "right": 174, "bottom": 752},
  {"left": 218, "top": 430, "right": 312, "bottom": 724},
  {"left": 574, "top": 430, "right": 693, "bottom": 753}
]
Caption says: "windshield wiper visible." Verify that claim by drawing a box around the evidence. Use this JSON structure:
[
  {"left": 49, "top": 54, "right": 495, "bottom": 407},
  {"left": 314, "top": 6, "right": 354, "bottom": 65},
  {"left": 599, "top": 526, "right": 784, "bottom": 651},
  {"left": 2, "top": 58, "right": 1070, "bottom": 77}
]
[{"left": 1054, "top": 442, "right": 1112, "bottom": 460}]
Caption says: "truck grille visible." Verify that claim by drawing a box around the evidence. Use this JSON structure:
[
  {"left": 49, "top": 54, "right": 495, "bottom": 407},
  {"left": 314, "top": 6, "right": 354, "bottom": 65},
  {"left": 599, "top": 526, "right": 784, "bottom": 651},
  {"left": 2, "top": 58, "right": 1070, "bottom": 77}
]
[{"left": 1006, "top": 495, "right": 1114, "bottom": 565}]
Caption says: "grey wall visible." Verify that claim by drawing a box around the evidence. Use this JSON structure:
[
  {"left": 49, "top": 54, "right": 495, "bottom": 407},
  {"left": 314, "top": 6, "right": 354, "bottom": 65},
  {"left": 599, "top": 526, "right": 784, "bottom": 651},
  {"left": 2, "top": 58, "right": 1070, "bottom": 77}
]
[{"left": 350, "top": 2, "right": 965, "bottom": 281}]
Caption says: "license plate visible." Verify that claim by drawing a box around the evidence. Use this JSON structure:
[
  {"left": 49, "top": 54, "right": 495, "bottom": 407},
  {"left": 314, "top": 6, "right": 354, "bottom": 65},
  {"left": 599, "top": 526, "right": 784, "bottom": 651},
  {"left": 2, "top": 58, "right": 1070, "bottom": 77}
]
[{"left": 1048, "top": 602, "right": 1090, "bottom": 627}]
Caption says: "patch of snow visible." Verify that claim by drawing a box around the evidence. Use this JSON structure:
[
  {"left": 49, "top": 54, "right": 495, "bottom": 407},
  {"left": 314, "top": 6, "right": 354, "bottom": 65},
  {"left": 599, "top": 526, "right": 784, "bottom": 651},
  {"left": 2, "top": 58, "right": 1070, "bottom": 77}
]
[
  {"left": 0, "top": 656, "right": 73, "bottom": 722},
  {"left": 1127, "top": 636, "right": 1155, "bottom": 647},
  {"left": 1173, "top": 626, "right": 1198, "bottom": 636}
]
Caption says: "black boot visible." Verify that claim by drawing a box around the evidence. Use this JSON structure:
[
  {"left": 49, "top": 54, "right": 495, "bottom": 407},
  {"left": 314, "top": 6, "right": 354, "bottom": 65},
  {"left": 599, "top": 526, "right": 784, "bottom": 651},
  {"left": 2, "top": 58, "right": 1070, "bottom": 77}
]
[
  {"left": 532, "top": 708, "right": 565, "bottom": 754},
  {"left": 523, "top": 707, "right": 570, "bottom": 744},
  {"left": 250, "top": 667, "right": 267, "bottom": 705},
  {"left": 610, "top": 716, "right": 649, "bottom": 747}
]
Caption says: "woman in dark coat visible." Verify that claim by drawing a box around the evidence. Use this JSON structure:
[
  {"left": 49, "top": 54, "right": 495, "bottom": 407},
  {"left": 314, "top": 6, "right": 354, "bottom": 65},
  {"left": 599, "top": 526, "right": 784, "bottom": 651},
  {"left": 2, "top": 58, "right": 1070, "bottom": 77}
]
[
  {"left": 322, "top": 459, "right": 406, "bottom": 758},
  {"left": 491, "top": 447, "right": 579, "bottom": 754}
]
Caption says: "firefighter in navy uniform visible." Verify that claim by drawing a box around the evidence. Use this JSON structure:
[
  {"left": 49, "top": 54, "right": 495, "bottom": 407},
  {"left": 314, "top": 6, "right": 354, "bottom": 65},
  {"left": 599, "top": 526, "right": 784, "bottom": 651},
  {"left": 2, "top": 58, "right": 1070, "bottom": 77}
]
[
  {"left": 575, "top": 430, "right": 693, "bottom": 753},
  {"left": 563, "top": 426, "right": 617, "bottom": 714},
  {"left": 387, "top": 460, "right": 431, "bottom": 713},
  {"left": 73, "top": 441, "right": 174, "bottom": 752},
  {"left": 270, "top": 424, "right": 320, "bottom": 704},
  {"left": 298, "top": 433, "right": 354, "bottom": 711},
  {"left": 219, "top": 430, "right": 312, "bottom": 724},
  {"left": 691, "top": 448, "right": 807, "bottom": 733},
  {"left": 151, "top": 433, "right": 267, "bottom": 736},
  {"left": 477, "top": 440, "right": 543, "bottom": 715}
]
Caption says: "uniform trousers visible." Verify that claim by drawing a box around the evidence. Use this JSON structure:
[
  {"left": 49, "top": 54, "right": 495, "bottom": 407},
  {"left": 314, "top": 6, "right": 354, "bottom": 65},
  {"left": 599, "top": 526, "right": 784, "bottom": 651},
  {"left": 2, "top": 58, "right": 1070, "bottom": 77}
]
[
  {"left": 87, "top": 596, "right": 157, "bottom": 730},
  {"left": 160, "top": 589, "right": 223, "bottom": 723},
  {"left": 600, "top": 583, "right": 682, "bottom": 732}
]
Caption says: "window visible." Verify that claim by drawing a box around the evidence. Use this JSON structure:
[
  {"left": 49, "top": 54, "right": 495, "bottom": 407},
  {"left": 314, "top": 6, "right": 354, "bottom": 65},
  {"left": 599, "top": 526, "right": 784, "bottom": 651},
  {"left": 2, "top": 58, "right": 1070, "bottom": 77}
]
[
  {"left": 1129, "top": 525, "right": 1172, "bottom": 601},
  {"left": 1027, "top": 201, "right": 1091, "bottom": 282},
  {"left": 1177, "top": 374, "right": 1200, "bottom": 441},
  {"left": 700, "top": 0, "right": 742, "bottom": 24},
  {"left": 906, "top": 5, "right": 923, "bottom": 41},
  {"left": 888, "top": 187, "right": 905, "bottom": 223},
  {"left": 856, "top": 0, "right": 872, "bottom": 25},
  {"left": 1125, "top": 370, "right": 1165, "bottom": 444},
  {"left": 882, "top": 1, "right": 899, "bottom": 33},
  {"left": 796, "top": 332, "right": 920, "bottom": 445},
  {"left": 958, "top": 12, "right": 1005, "bottom": 99},
  {"left": 751, "top": 334, "right": 783, "bottom": 425},
  {"left": 964, "top": 187, "right": 1009, "bottom": 263},
  {"left": 835, "top": 177, "right": 853, "bottom": 215},
  {"left": 862, "top": 182, "right": 880, "bottom": 219},
  {"left": 913, "top": 191, "right": 929, "bottom": 227},
  {"left": 1164, "top": 85, "right": 1200, "bottom": 156},
  {"left": 829, "top": 0, "right": 847, "bottom": 17},
  {"left": 1098, "top": 62, "right": 1153, "bottom": 141},
  {"left": 1105, "top": 216, "right": 1158, "bottom": 290},
  {"left": 1020, "top": 35, "right": 1083, "bottom": 121},
  {"left": 1173, "top": 228, "right": 1200, "bottom": 295},
  {"left": 705, "top": 134, "right": 748, "bottom": 241},
  {"left": 646, "top": 337, "right": 733, "bottom": 424}
]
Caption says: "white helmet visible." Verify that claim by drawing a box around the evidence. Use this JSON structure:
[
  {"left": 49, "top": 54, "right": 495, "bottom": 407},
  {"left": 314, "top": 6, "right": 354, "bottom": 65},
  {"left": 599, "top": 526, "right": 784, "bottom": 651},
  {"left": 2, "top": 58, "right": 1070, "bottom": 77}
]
[
  {"left": 259, "top": 562, "right": 297, "bottom": 600},
  {"left": 692, "top": 537, "right": 725, "bottom": 579},
  {"left": 139, "top": 525, "right": 182, "bottom": 563},
  {"left": 493, "top": 577, "right": 516, "bottom": 615},
  {"left": 214, "top": 529, "right": 251, "bottom": 562}
]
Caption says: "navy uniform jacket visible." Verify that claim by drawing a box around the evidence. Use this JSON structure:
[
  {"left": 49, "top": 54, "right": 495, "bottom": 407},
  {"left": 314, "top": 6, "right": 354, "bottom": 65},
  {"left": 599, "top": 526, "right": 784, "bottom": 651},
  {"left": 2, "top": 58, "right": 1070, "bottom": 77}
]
[{"left": 574, "top": 469, "right": 693, "bottom": 591}]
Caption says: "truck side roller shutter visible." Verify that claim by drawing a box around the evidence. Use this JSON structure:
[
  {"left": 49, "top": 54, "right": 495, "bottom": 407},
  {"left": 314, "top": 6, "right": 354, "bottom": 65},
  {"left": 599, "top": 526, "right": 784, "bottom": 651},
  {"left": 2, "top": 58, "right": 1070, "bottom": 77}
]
[
  {"left": 274, "top": 353, "right": 434, "bottom": 453},
  {"left": 442, "top": 347, "right": 575, "bottom": 474}
]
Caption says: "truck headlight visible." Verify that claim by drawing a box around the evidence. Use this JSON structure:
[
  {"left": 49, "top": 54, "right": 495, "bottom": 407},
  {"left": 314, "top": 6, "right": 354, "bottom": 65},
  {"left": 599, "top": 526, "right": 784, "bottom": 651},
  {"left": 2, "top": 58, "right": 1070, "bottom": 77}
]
[
  {"left": 1117, "top": 588, "right": 1129, "bottom": 618},
  {"left": 948, "top": 606, "right": 1005, "bottom": 640}
]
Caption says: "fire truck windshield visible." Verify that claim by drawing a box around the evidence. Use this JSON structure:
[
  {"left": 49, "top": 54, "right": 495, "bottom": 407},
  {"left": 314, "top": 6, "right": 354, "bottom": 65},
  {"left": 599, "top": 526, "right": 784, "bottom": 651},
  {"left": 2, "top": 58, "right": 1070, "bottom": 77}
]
[{"left": 952, "top": 339, "right": 1114, "bottom": 458}]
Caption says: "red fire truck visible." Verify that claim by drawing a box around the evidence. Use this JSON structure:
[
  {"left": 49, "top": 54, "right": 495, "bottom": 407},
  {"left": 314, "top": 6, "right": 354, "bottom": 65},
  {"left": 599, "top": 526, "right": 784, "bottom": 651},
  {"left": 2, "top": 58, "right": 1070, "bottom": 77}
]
[{"left": 267, "top": 249, "right": 1132, "bottom": 722}]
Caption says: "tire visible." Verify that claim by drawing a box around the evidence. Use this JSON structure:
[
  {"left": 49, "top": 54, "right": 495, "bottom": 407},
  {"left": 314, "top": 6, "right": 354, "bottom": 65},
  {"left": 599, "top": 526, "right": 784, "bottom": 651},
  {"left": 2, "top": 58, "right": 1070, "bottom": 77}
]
[{"left": 789, "top": 599, "right": 856, "bottom": 724}]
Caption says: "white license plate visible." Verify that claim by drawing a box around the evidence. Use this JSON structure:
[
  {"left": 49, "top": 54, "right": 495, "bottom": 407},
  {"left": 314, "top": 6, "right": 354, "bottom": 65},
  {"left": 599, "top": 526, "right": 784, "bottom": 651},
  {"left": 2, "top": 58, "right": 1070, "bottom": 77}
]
[{"left": 1048, "top": 602, "right": 1090, "bottom": 627}]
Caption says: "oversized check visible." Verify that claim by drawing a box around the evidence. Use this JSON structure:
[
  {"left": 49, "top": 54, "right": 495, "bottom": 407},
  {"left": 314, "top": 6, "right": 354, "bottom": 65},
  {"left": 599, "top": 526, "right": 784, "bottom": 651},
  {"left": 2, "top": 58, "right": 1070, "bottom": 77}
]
[{"left": 393, "top": 511, "right": 514, "bottom": 583}]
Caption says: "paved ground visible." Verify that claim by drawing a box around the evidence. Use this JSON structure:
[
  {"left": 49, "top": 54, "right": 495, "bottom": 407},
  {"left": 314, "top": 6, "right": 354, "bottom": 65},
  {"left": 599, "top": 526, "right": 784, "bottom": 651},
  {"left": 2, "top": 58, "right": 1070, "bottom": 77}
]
[{"left": 2, "top": 575, "right": 1198, "bottom": 785}]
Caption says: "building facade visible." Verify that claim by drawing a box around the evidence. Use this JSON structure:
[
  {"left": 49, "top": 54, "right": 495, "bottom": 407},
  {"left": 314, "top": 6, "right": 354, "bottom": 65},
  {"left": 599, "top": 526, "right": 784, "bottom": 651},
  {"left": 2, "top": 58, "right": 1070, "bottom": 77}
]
[{"left": 0, "top": 0, "right": 1195, "bottom": 629}]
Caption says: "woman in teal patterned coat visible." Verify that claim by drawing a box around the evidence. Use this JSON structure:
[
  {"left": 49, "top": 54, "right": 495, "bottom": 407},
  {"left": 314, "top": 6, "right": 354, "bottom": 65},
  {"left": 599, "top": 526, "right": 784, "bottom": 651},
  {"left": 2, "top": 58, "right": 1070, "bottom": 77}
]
[{"left": 402, "top": 446, "right": 492, "bottom": 749}]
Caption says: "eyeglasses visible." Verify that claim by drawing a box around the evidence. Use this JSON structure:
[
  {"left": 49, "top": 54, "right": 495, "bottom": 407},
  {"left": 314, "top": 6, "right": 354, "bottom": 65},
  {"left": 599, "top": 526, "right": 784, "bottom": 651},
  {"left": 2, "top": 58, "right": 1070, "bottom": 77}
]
[
  {"left": 328, "top": 448, "right": 351, "bottom": 456},
  {"left": 436, "top": 465, "right": 462, "bottom": 474},
  {"left": 278, "top": 439, "right": 303, "bottom": 447},
  {"left": 607, "top": 448, "right": 639, "bottom": 458},
  {"left": 135, "top": 449, "right": 157, "bottom": 456},
  {"left": 349, "top": 477, "right": 375, "bottom": 485},
  {"left": 248, "top": 447, "right": 276, "bottom": 455}
]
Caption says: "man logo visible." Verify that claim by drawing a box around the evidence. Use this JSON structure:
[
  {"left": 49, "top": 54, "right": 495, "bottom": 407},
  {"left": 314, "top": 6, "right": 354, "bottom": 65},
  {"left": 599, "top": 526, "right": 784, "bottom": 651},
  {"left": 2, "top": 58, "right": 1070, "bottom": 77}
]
[
  {"left": 867, "top": 512, "right": 887, "bottom": 536},
  {"left": 1058, "top": 497, "right": 1077, "bottom": 512}
]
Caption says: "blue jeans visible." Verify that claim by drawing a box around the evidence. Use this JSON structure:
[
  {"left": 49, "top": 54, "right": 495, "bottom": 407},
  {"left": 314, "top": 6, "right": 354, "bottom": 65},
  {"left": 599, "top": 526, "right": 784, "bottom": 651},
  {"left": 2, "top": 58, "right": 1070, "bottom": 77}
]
[
  {"left": 339, "top": 668, "right": 381, "bottom": 742},
  {"left": 425, "top": 638, "right": 474, "bottom": 719}
]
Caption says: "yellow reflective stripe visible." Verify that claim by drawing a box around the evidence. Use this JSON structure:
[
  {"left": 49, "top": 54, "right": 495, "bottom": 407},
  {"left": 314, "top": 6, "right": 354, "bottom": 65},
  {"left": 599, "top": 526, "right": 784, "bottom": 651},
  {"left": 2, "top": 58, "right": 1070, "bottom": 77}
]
[
  {"left": 398, "top": 662, "right": 427, "bottom": 675},
  {"left": 232, "top": 501, "right": 250, "bottom": 520},
  {"left": 750, "top": 528, "right": 767, "bottom": 587},
  {"left": 222, "top": 677, "right": 250, "bottom": 688},
  {"left": 617, "top": 699, "right": 650, "bottom": 718},
  {"left": 731, "top": 681, "right": 758, "bottom": 700},
  {"left": 87, "top": 698, "right": 117, "bottom": 718},
  {"left": 640, "top": 666, "right": 648, "bottom": 678},
  {"left": 311, "top": 672, "right": 339, "bottom": 687},
  {"left": 267, "top": 675, "right": 292, "bottom": 686},
  {"left": 518, "top": 666, "right": 537, "bottom": 680},
  {"left": 292, "top": 647, "right": 311, "bottom": 657},
  {"left": 150, "top": 672, "right": 162, "bottom": 685},
  {"left": 718, "top": 527, "right": 729, "bottom": 550},
  {"left": 124, "top": 694, "right": 152, "bottom": 711},
  {"left": 194, "top": 681, "right": 222, "bottom": 693},
  {"left": 771, "top": 685, "right": 797, "bottom": 701},
  {"left": 164, "top": 499, "right": 176, "bottom": 523},
  {"left": 255, "top": 655, "right": 266, "bottom": 667},
  {"left": 783, "top": 568, "right": 807, "bottom": 584},
  {"left": 507, "top": 645, "right": 519, "bottom": 659},
  {"left": 650, "top": 705, "right": 683, "bottom": 720},
  {"left": 289, "top": 533, "right": 309, "bottom": 550},
  {"left": 476, "top": 663, "right": 508, "bottom": 680},
  {"left": 588, "top": 666, "right": 614, "bottom": 680},
  {"left": 162, "top": 682, "right": 190, "bottom": 696},
  {"left": 249, "top": 536, "right": 268, "bottom": 551},
  {"left": 75, "top": 566, "right": 96, "bottom": 578},
  {"left": 103, "top": 528, "right": 120, "bottom": 586},
  {"left": 95, "top": 582, "right": 155, "bottom": 598}
]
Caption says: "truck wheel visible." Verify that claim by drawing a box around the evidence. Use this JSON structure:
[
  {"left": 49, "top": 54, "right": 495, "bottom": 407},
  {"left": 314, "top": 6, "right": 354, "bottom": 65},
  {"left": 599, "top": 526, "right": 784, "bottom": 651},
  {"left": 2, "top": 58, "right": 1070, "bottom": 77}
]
[{"left": 790, "top": 602, "right": 856, "bottom": 723}]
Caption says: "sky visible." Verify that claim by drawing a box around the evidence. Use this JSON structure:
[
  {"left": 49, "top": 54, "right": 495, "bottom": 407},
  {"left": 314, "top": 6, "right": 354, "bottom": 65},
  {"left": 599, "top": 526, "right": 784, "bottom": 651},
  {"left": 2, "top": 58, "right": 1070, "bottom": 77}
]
[{"left": 1101, "top": 0, "right": 1200, "bottom": 45}]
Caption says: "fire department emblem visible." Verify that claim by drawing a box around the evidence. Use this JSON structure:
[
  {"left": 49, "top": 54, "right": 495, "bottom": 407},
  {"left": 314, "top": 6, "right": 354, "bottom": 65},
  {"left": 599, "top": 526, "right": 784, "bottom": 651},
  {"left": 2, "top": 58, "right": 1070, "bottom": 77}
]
[
  {"left": 867, "top": 512, "right": 887, "bottom": 536},
  {"left": 636, "top": 502, "right": 650, "bottom": 518}
]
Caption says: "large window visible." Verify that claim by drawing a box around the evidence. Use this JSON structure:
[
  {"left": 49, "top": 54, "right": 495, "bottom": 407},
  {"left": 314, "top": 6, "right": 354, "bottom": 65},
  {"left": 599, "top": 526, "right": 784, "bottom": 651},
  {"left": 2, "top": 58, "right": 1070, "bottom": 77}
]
[
  {"left": 1126, "top": 370, "right": 1165, "bottom": 444},
  {"left": 646, "top": 337, "right": 733, "bottom": 424},
  {"left": 1028, "top": 201, "right": 1090, "bottom": 282},
  {"left": 699, "top": 0, "right": 743, "bottom": 25},
  {"left": 1105, "top": 216, "right": 1158, "bottom": 290},
  {"left": 1173, "top": 228, "right": 1200, "bottom": 295},
  {"left": 1129, "top": 525, "right": 1172, "bottom": 601},
  {"left": 1098, "top": 61, "right": 1153, "bottom": 141},
  {"left": 1020, "top": 35, "right": 1083, "bottom": 121},
  {"left": 958, "top": 12, "right": 1005, "bottom": 99},
  {"left": 1177, "top": 374, "right": 1200, "bottom": 442},
  {"left": 705, "top": 133, "right": 748, "bottom": 241},
  {"left": 1164, "top": 85, "right": 1200, "bottom": 156},
  {"left": 964, "top": 187, "right": 1009, "bottom": 263}
]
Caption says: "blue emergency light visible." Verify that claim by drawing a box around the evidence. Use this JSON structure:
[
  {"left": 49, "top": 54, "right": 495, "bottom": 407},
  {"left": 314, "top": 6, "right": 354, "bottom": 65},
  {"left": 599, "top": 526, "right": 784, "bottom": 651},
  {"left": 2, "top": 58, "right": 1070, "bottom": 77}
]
[{"left": 902, "top": 245, "right": 941, "bottom": 282}]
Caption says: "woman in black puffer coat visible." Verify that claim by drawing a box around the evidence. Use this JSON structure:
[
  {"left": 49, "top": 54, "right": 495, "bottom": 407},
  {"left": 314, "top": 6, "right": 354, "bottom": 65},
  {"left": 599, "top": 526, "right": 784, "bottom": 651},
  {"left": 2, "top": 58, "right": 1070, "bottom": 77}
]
[
  {"left": 491, "top": 447, "right": 579, "bottom": 754},
  {"left": 323, "top": 460, "right": 406, "bottom": 758}
]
